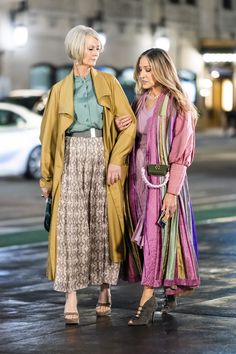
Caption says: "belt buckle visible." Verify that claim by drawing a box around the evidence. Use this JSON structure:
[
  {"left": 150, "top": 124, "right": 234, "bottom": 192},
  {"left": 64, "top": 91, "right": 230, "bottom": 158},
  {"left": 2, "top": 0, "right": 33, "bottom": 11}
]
[{"left": 90, "top": 128, "right": 96, "bottom": 138}]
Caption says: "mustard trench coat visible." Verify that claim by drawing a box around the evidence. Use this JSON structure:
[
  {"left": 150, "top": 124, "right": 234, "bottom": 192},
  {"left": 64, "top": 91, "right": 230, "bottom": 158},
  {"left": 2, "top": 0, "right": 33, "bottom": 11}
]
[{"left": 40, "top": 68, "right": 136, "bottom": 281}]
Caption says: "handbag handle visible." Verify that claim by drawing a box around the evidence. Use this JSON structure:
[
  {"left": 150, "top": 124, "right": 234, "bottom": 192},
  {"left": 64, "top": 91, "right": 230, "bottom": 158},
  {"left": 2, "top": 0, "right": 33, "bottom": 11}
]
[{"left": 141, "top": 167, "right": 169, "bottom": 189}]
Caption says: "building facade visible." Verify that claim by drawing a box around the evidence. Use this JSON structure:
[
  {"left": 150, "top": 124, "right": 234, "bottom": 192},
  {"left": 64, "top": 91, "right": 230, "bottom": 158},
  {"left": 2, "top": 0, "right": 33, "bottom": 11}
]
[{"left": 1, "top": 0, "right": 236, "bottom": 128}]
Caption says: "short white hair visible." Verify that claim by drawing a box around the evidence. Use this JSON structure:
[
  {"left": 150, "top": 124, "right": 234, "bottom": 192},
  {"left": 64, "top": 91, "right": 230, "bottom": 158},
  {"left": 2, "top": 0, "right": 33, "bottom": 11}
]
[{"left": 64, "top": 25, "right": 103, "bottom": 63}]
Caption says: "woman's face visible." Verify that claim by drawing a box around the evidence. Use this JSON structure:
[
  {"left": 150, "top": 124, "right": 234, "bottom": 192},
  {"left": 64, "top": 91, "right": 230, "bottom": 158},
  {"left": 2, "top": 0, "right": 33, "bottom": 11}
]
[
  {"left": 138, "top": 56, "right": 156, "bottom": 90},
  {"left": 82, "top": 35, "right": 101, "bottom": 67}
]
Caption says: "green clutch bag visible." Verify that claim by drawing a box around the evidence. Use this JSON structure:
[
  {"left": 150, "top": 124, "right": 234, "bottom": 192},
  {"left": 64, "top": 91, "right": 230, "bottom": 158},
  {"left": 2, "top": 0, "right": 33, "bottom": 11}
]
[{"left": 147, "top": 164, "right": 169, "bottom": 176}]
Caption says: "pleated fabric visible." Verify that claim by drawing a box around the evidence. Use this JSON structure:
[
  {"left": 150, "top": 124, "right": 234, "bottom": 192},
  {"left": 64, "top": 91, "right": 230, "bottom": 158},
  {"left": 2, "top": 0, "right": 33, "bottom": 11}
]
[
  {"left": 54, "top": 136, "right": 120, "bottom": 292},
  {"left": 129, "top": 93, "right": 200, "bottom": 295}
]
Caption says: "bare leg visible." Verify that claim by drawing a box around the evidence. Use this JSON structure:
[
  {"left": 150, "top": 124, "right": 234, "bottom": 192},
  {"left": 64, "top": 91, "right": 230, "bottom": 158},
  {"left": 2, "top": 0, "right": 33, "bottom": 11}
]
[
  {"left": 64, "top": 291, "right": 79, "bottom": 323},
  {"left": 139, "top": 286, "right": 154, "bottom": 306}
]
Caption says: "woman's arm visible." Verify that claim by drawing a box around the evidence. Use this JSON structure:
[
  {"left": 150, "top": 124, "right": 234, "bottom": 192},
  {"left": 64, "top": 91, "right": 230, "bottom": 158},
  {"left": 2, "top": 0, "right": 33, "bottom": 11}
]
[
  {"left": 162, "top": 111, "right": 195, "bottom": 218},
  {"left": 106, "top": 78, "right": 136, "bottom": 185},
  {"left": 167, "top": 111, "right": 195, "bottom": 196}
]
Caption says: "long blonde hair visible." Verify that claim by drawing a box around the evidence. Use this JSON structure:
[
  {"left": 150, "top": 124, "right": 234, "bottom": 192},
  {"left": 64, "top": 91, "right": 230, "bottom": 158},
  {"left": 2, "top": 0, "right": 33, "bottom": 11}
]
[{"left": 134, "top": 48, "right": 198, "bottom": 122}]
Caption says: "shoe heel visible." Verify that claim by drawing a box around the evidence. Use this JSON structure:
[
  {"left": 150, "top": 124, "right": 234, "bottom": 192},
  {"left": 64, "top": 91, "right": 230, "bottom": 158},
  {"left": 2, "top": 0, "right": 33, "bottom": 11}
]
[
  {"left": 151, "top": 311, "right": 155, "bottom": 323},
  {"left": 128, "top": 296, "right": 157, "bottom": 326}
]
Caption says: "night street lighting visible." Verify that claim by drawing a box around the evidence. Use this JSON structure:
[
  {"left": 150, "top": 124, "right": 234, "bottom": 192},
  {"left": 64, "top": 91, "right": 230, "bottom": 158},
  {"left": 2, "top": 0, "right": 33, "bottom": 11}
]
[
  {"left": 98, "top": 31, "right": 107, "bottom": 47},
  {"left": 155, "top": 34, "right": 170, "bottom": 52},
  {"left": 13, "top": 24, "right": 28, "bottom": 47}
]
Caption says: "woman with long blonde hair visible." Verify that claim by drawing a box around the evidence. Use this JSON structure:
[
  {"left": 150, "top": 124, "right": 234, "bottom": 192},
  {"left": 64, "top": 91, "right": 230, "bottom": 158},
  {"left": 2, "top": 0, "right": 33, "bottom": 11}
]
[{"left": 116, "top": 48, "right": 200, "bottom": 325}]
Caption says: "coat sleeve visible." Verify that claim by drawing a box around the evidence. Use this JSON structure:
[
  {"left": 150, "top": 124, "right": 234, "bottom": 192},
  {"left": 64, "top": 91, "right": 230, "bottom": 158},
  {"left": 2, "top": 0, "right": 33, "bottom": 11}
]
[
  {"left": 167, "top": 111, "right": 195, "bottom": 195},
  {"left": 39, "top": 87, "right": 59, "bottom": 190},
  {"left": 109, "top": 77, "right": 136, "bottom": 165}
]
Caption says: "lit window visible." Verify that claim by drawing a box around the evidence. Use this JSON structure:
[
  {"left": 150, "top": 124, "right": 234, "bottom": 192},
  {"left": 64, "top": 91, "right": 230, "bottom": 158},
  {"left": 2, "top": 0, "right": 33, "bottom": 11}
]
[
  {"left": 30, "top": 64, "right": 55, "bottom": 90},
  {"left": 222, "top": 79, "right": 233, "bottom": 111}
]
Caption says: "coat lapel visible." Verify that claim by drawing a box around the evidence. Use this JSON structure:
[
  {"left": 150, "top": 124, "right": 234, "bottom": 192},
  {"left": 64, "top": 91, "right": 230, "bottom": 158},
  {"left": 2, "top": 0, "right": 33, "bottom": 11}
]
[
  {"left": 91, "top": 68, "right": 112, "bottom": 110},
  {"left": 58, "top": 68, "right": 113, "bottom": 116},
  {"left": 58, "top": 70, "right": 74, "bottom": 117}
]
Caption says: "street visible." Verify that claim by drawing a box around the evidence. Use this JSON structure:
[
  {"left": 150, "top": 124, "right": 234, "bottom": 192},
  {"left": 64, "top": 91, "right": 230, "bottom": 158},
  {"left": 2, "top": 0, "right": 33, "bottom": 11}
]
[
  {"left": 0, "top": 129, "right": 236, "bottom": 354},
  {"left": 0, "top": 129, "right": 235, "bottom": 240}
]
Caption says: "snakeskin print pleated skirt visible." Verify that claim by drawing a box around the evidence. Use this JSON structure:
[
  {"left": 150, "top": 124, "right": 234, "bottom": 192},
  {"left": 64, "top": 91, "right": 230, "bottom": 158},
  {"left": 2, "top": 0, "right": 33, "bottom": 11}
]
[{"left": 53, "top": 136, "right": 120, "bottom": 292}]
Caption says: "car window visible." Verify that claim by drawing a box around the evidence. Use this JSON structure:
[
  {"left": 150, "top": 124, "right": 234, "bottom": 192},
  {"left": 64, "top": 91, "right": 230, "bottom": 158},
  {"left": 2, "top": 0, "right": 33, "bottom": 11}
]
[
  {"left": 1, "top": 96, "right": 42, "bottom": 110},
  {"left": 1, "top": 93, "right": 48, "bottom": 115},
  {"left": 0, "top": 109, "right": 26, "bottom": 127}
]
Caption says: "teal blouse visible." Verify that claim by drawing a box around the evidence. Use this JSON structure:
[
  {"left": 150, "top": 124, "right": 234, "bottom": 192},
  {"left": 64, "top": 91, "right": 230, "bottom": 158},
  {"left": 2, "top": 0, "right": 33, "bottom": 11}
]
[{"left": 68, "top": 73, "right": 103, "bottom": 132}]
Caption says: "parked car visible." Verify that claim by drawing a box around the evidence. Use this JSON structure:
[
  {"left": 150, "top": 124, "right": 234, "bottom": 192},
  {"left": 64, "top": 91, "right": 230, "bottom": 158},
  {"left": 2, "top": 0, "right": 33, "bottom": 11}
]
[
  {"left": 0, "top": 102, "right": 42, "bottom": 179},
  {"left": 1, "top": 89, "right": 48, "bottom": 115}
]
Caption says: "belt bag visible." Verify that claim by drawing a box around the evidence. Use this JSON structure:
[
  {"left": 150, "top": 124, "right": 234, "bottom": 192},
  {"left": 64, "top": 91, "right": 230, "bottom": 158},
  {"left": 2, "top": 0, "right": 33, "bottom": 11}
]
[
  {"left": 141, "top": 164, "right": 169, "bottom": 189},
  {"left": 147, "top": 164, "right": 169, "bottom": 176}
]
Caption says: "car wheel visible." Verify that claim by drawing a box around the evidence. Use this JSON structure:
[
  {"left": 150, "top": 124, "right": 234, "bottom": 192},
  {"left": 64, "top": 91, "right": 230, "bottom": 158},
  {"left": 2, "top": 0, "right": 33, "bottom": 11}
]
[{"left": 26, "top": 146, "right": 41, "bottom": 179}]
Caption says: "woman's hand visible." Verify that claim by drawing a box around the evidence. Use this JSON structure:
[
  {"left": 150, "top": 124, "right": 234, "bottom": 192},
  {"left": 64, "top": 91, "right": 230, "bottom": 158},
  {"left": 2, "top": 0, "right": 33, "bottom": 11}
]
[
  {"left": 107, "top": 164, "right": 121, "bottom": 185},
  {"left": 41, "top": 187, "right": 51, "bottom": 199},
  {"left": 162, "top": 192, "right": 177, "bottom": 219},
  {"left": 115, "top": 115, "right": 132, "bottom": 132}
]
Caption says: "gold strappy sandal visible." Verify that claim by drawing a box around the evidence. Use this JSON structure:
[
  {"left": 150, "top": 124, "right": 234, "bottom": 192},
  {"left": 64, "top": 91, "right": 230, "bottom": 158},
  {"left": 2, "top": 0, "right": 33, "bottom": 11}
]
[
  {"left": 64, "top": 312, "right": 79, "bottom": 325},
  {"left": 96, "top": 301, "right": 112, "bottom": 317}
]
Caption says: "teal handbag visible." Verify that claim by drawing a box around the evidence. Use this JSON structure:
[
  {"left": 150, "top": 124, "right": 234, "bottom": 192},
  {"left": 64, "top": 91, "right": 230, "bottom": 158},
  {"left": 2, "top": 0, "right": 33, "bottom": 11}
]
[{"left": 44, "top": 197, "right": 52, "bottom": 232}]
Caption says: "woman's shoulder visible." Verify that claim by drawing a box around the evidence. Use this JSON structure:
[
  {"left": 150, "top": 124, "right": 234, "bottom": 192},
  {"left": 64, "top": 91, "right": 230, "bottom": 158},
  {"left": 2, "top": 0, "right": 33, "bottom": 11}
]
[
  {"left": 49, "top": 71, "right": 73, "bottom": 95},
  {"left": 51, "top": 81, "right": 63, "bottom": 91},
  {"left": 94, "top": 69, "right": 115, "bottom": 82}
]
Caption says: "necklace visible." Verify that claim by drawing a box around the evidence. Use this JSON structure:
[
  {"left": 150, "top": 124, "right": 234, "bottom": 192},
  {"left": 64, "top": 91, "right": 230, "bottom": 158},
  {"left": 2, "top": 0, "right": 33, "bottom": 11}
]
[{"left": 147, "top": 92, "right": 160, "bottom": 100}]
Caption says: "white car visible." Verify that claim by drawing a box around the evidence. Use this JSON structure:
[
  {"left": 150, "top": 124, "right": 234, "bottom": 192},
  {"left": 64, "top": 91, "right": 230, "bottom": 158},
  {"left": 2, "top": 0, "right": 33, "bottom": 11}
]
[
  {"left": 0, "top": 102, "right": 42, "bottom": 179},
  {"left": 2, "top": 89, "right": 48, "bottom": 115}
]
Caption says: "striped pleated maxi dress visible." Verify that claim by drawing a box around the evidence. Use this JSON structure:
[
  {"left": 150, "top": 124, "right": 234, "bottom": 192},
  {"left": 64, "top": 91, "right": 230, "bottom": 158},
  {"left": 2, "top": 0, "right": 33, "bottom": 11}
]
[{"left": 129, "top": 92, "right": 200, "bottom": 295}]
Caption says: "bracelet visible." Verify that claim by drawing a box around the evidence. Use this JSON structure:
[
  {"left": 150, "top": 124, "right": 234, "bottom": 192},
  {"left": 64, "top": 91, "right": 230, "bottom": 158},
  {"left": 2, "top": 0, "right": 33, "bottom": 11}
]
[{"left": 166, "top": 192, "right": 177, "bottom": 197}]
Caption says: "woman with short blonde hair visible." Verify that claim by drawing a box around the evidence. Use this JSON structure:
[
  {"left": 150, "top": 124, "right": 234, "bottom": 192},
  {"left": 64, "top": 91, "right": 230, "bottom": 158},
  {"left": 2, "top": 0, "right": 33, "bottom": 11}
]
[
  {"left": 64, "top": 25, "right": 103, "bottom": 62},
  {"left": 40, "top": 25, "right": 137, "bottom": 325}
]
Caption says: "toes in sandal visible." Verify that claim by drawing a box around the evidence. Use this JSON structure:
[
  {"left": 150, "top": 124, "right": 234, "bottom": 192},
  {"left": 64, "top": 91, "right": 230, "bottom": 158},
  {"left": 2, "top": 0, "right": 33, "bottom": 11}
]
[
  {"left": 96, "top": 302, "right": 111, "bottom": 317},
  {"left": 64, "top": 312, "right": 79, "bottom": 325}
]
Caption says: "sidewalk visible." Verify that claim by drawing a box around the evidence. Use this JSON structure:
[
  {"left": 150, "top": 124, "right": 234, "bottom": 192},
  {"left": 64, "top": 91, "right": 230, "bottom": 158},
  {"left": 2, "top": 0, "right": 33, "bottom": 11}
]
[{"left": 0, "top": 221, "right": 236, "bottom": 354}]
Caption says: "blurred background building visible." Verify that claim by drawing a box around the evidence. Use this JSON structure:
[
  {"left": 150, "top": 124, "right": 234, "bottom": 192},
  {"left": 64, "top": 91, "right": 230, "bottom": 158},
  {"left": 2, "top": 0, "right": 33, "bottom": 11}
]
[{"left": 1, "top": 0, "right": 236, "bottom": 129}]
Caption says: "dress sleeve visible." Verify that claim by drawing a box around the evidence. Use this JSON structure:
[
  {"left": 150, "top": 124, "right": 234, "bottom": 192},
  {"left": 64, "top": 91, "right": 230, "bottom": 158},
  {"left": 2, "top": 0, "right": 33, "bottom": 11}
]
[{"left": 167, "top": 111, "right": 195, "bottom": 195}]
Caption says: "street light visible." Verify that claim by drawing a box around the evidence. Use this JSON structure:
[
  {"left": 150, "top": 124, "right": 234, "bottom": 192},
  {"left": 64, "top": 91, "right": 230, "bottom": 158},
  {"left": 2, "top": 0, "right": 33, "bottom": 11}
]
[
  {"left": 0, "top": 1, "right": 28, "bottom": 97},
  {"left": 13, "top": 24, "right": 28, "bottom": 47},
  {"left": 150, "top": 14, "right": 170, "bottom": 52},
  {"left": 10, "top": 0, "right": 29, "bottom": 48},
  {"left": 86, "top": 9, "right": 106, "bottom": 48},
  {"left": 155, "top": 34, "right": 170, "bottom": 52},
  {"left": 98, "top": 31, "right": 107, "bottom": 47}
]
